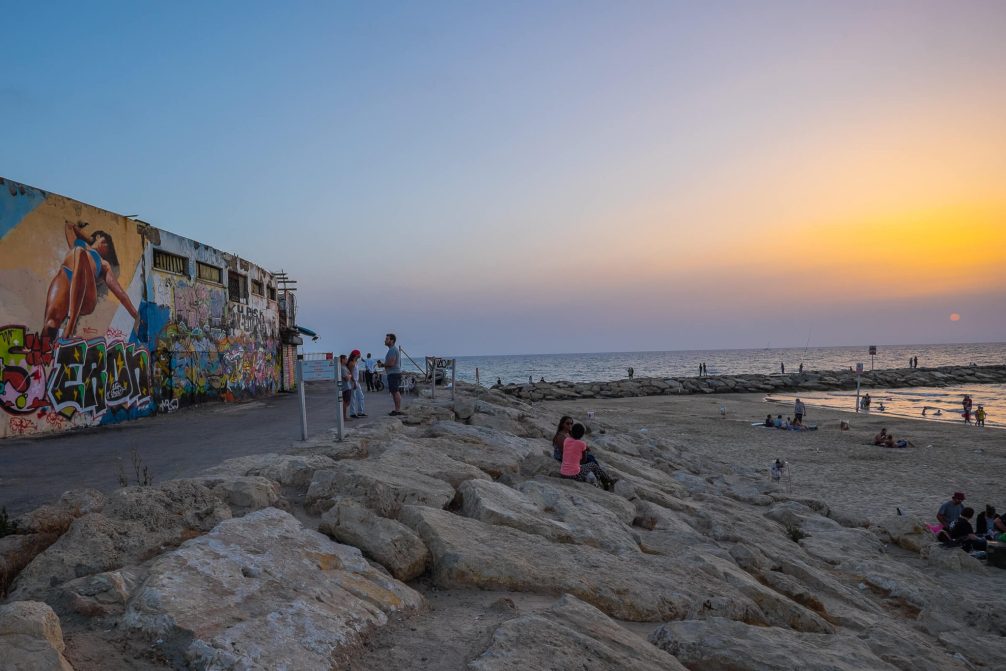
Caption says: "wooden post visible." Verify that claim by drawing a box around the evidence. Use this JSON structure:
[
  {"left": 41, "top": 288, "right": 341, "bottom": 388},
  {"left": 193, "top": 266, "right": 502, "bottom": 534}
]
[{"left": 451, "top": 359, "right": 456, "bottom": 401}]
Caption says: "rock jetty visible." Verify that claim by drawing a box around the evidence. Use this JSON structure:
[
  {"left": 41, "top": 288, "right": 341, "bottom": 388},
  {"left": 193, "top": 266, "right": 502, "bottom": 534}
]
[
  {"left": 498, "top": 364, "right": 1006, "bottom": 401},
  {"left": 1, "top": 385, "right": 1003, "bottom": 669}
]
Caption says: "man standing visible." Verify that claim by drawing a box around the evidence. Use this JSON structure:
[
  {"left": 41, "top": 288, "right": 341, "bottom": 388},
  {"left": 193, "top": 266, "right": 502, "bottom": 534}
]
[
  {"left": 794, "top": 398, "right": 806, "bottom": 423},
  {"left": 363, "top": 353, "right": 377, "bottom": 391},
  {"left": 384, "top": 333, "right": 403, "bottom": 416}
]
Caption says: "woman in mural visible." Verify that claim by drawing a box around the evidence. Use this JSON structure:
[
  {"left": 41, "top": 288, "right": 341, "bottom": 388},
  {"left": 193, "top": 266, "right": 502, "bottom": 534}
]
[{"left": 43, "top": 220, "right": 139, "bottom": 340}]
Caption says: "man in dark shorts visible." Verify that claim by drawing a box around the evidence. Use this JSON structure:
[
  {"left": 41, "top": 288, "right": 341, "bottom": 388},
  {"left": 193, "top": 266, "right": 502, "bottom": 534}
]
[{"left": 384, "top": 332, "right": 403, "bottom": 415}]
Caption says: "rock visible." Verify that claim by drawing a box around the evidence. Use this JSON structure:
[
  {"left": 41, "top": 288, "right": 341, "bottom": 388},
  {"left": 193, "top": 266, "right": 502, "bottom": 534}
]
[
  {"left": 0, "top": 533, "right": 59, "bottom": 595},
  {"left": 453, "top": 398, "right": 475, "bottom": 420},
  {"left": 400, "top": 403, "right": 456, "bottom": 425},
  {"left": 375, "top": 440, "right": 492, "bottom": 489},
  {"left": 202, "top": 453, "right": 337, "bottom": 490},
  {"left": 469, "top": 594, "right": 686, "bottom": 671},
  {"left": 920, "top": 544, "right": 986, "bottom": 572},
  {"left": 59, "top": 567, "right": 142, "bottom": 618},
  {"left": 183, "top": 475, "right": 282, "bottom": 513},
  {"left": 10, "top": 481, "right": 231, "bottom": 600},
  {"left": 401, "top": 505, "right": 767, "bottom": 623},
  {"left": 13, "top": 505, "right": 75, "bottom": 536},
  {"left": 421, "top": 422, "right": 544, "bottom": 477},
  {"left": 873, "top": 515, "right": 931, "bottom": 552},
  {"left": 57, "top": 488, "right": 106, "bottom": 516},
  {"left": 123, "top": 508, "right": 423, "bottom": 669},
  {"left": 0, "top": 600, "right": 74, "bottom": 670},
  {"left": 319, "top": 498, "right": 430, "bottom": 581},
  {"left": 305, "top": 460, "right": 456, "bottom": 516},
  {"left": 468, "top": 412, "right": 527, "bottom": 435},
  {"left": 649, "top": 617, "right": 898, "bottom": 670}
]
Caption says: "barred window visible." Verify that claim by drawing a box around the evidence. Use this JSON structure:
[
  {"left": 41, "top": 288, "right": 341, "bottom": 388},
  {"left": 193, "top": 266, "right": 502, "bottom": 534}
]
[
  {"left": 228, "top": 272, "right": 246, "bottom": 302},
  {"left": 251, "top": 279, "right": 264, "bottom": 296},
  {"left": 153, "top": 250, "right": 187, "bottom": 275},
  {"left": 197, "top": 262, "right": 223, "bottom": 284}
]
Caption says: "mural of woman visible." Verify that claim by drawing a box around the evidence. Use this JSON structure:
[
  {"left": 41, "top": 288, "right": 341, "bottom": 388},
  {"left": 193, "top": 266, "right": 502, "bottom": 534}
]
[{"left": 43, "top": 220, "right": 139, "bottom": 339}]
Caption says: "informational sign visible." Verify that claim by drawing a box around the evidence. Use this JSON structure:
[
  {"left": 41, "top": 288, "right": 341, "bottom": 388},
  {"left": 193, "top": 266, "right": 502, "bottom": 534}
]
[
  {"left": 868, "top": 345, "right": 877, "bottom": 355},
  {"left": 856, "top": 362, "right": 864, "bottom": 374},
  {"left": 303, "top": 358, "right": 335, "bottom": 381}
]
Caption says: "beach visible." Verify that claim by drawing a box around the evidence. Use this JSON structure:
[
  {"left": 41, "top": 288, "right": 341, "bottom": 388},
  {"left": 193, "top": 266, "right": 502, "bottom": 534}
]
[{"left": 542, "top": 392, "right": 1005, "bottom": 525}]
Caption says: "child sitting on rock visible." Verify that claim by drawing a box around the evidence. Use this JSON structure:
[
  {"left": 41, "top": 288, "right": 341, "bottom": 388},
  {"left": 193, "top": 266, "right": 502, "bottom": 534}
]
[{"left": 561, "top": 423, "right": 615, "bottom": 491}]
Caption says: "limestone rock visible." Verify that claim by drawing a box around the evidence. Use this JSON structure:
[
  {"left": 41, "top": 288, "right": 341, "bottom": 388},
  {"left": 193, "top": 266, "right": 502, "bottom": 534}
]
[
  {"left": 319, "top": 498, "right": 430, "bottom": 580},
  {"left": 920, "top": 543, "right": 986, "bottom": 572},
  {"left": 13, "top": 505, "right": 75, "bottom": 536},
  {"left": 453, "top": 398, "right": 475, "bottom": 420},
  {"left": 650, "top": 617, "right": 898, "bottom": 670},
  {"left": 400, "top": 403, "right": 456, "bottom": 425},
  {"left": 59, "top": 567, "right": 143, "bottom": 618},
  {"left": 469, "top": 594, "right": 685, "bottom": 670},
  {"left": 424, "top": 421, "right": 541, "bottom": 476},
  {"left": 123, "top": 508, "right": 423, "bottom": 670},
  {"left": 375, "top": 440, "right": 492, "bottom": 489},
  {"left": 189, "top": 475, "right": 282, "bottom": 513},
  {"left": 57, "top": 488, "right": 106, "bottom": 516},
  {"left": 202, "top": 453, "right": 337, "bottom": 490},
  {"left": 0, "top": 600, "right": 74, "bottom": 671},
  {"left": 468, "top": 412, "right": 526, "bottom": 436},
  {"left": 0, "top": 533, "right": 59, "bottom": 595},
  {"left": 873, "top": 515, "right": 931, "bottom": 552},
  {"left": 305, "top": 461, "right": 456, "bottom": 516}
]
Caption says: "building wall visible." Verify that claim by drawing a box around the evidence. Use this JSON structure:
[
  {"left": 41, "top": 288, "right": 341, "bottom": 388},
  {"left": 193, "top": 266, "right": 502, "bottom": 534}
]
[{"left": 0, "top": 177, "right": 281, "bottom": 438}]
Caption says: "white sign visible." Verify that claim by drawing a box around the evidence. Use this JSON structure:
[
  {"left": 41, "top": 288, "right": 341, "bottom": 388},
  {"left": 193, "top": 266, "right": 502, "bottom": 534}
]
[{"left": 856, "top": 362, "right": 864, "bottom": 374}]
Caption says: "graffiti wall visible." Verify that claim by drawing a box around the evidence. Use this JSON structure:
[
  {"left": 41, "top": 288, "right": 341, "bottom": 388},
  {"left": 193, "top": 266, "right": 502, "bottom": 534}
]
[
  {"left": 142, "top": 229, "right": 280, "bottom": 410},
  {"left": 0, "top": 178, "right": 153, "bottom": 437},
  {"left": 0, "top": 177, "right": 281, "bottom": 438}
]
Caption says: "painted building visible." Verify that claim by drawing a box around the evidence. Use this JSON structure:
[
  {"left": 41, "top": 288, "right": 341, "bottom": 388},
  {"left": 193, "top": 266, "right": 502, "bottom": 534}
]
[{"left": 0, "top": 177, "right": 290, "bottom": 438}]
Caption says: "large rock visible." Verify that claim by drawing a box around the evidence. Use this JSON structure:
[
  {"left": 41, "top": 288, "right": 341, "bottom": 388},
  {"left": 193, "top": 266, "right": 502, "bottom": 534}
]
[
  {"left": 10, "top": 481, "right": 231, "bottom": 599},
  {"left": 649, "top": 617, "right": 899, "bottom": 671},
  {"left": 401, "top": 505, "right": 767, "bottom": 623},
  {"left": 0, "top": 533, "right": 59, "bottom": 595},
  {"left": 0, "top": 600, "right": 74, "bottom": 670},
  {"left": 375, "top": 440, "right": 492, "bottom": 489},
  {"left": 202, "top": 453, "right": 337, "bottom": 490},
  {"left": 319, "top": 498, "right": 430, "bottom": 580},
  {"left": 305, "top": 461, "right": 456, "bottom": 516},
  {"left": 469, "top": 594, "right": 686, "bottom": 670},
  {"left": 123, "top": 508, "right": 423, "bottom": 670},
  {"left": 873, "top": 515, "right": 932, "bottom": 552},
  {"left": 424, "top": 421, "right": 542, "bottom": 477},
  {"left": 184, "top": 476, "right": 282, "bottom": 513}
]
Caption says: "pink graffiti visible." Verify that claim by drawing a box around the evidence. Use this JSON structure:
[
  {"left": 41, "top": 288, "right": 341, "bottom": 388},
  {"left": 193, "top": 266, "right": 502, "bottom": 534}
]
[
  {"left": 9, "top": 416, "right": 36, "bottom": 435},
  {"left": 105, "top": 327, "right": 125, "bottom": 341}
]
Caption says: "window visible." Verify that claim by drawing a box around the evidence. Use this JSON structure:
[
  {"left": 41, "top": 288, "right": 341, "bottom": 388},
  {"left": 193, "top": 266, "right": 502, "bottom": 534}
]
[
  {"left": 228, "top": 272, "right": 246, "bottom": 302},
  {"left": 268, "top": 286, "right": 277, "bottom": 301},
  {"left": 153, "top": 250, "right": 187, "bottom": 275},
  {"left": 251, "top": 279, "right": 264, "bottom": 296},
  {"left": 197, "top": 262, "right": 222, "bottom": 284}
]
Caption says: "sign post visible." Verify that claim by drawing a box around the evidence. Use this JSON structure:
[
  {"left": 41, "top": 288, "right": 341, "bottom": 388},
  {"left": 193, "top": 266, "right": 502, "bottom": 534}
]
[
  {"left": 334, "top": 357, "right": 344, "bottom": 442},
  {"left": 855, "top": 362, "right": 864, "bottom": 413},
  {"left": 296, "top": 354, "right": 308, "bottom": 440},
  {"left": 868, "top": 345, "right": 876, "bottom": 371}
]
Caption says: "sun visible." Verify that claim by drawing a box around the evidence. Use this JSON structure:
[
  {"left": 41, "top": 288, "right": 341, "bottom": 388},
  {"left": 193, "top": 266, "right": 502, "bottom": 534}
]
[{"left": 950, "top": 313, "right": 961, "bottom": 322}]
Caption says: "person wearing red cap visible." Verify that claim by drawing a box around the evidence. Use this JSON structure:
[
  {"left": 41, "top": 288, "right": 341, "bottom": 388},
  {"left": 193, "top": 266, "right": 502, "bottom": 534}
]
[
  {"left": 348, "top": 350, "right": 366, "bottom": 418},
  {"left": 937, "top": 492, "right": 966, "bottom": 530}
]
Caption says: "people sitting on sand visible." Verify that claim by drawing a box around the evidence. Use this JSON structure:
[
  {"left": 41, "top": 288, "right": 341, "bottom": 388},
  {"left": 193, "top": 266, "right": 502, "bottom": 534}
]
[
  {"left": 764, "top": 414, "right": 774, "bottom": 427},
  {"left": 873, "top": 428, "right": 889, "bottom": 446},
  {"left": 975, "top": 505, "right": 997, "bottom": 537},
  {"left": 993, "top": 516, "right": 1006, "bottom": 542},
  {"left": 561, "top": 423, "right": 615, "bottom": 490},
  {"left": 936, "top": 492, "right": 966, "bottom": 530},
  {"left": 773, "top": 414, "right": 783, "bottom": 428},
  {"left": 938, "top": 507, "right": 987, "bottom": 552}
]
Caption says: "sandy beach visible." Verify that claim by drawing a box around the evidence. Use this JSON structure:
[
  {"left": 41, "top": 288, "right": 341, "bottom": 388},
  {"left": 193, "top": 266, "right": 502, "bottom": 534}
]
[{"left": 542, "top": 392, "right": 1005, "bottom": 525}]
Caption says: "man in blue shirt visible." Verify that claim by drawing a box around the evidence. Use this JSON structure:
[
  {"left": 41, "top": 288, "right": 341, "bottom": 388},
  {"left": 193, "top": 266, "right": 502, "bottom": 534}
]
[{"left": 383, "top": 332, "right": 403, "bottom": 415}]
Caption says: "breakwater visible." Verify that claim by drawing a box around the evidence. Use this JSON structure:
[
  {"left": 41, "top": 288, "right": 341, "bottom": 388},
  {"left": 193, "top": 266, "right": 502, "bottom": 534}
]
[{"left": 497, "top": 365, "right": 1006, "bottom": 401}]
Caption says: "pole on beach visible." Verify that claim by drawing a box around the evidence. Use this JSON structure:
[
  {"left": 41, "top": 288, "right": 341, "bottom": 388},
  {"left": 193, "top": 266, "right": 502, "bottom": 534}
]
[
  {"left": 296, "top": 354, "right": 308, "bottom": 440},
  {"left": 451, "top": 359, "right": 456, "bottom": 401},
  {"left": 334, "top": 357, "right": 344, "bottom": 442}
]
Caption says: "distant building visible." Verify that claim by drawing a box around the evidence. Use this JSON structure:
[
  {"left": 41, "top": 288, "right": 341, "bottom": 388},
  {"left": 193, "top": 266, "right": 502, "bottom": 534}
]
[{"left": 0, "top": 176, "right": 297, "bottom": 438}]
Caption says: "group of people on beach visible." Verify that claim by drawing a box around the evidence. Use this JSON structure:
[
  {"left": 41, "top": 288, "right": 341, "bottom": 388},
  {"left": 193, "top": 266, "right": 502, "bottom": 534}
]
[
  {"left": 960, "top": 395, "right": 987, "bottom": 426},
  {"left": 761, "top": 397, "right": 815, "bottom": 431},
  {"left": 551, "top": 415, "right": 617, "bottom": 491},
  {"left": 934, "top": 492, "right": 1006, "bottom": 554},
  {"left": 872, "top": 428, "right": 914, "bottom": 449},
  {"left": 338, "top": 333, "right": 404, "bottom": 421}
]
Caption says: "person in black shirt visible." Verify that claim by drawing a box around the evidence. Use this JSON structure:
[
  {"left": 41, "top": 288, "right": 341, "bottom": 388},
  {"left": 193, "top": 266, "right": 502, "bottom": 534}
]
[{"left": 943, "top": 507, "right": 987, "bottom": 552}]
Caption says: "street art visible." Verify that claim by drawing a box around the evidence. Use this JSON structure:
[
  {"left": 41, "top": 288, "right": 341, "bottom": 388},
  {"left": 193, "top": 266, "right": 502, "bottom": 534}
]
[
  {"left": 0, "top": 324, "right": 154, "bottom": 430},
  {"left": 42, "top": 220, "right": 140, "bottom": 340}
]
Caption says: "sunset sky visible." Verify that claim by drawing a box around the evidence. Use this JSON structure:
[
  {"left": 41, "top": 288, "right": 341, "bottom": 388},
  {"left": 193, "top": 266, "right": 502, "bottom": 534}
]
[{"left": 4, "top": 1, "right": 1005, "bottom": 355}]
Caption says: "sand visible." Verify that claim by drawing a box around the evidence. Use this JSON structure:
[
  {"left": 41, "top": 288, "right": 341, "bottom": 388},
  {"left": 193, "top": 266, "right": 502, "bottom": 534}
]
[{"left": 541, "top": 392, "right": 1006, "bottom": 525}]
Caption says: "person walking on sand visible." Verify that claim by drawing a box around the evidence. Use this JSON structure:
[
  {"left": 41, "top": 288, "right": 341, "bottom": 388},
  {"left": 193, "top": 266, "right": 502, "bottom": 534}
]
[
  {"left": 975, "top": 405, "right": 986, "bottom": 427},
  {"left": 792, "top": 398, "right": 808, "bottom": 424},
  {"left": 383, "top": 333, "right": 403, "bottom": 416},
  {"left": 349, "top": 350, "right": 367, "bottom": 418},
  {"left": 962, "top": 395, "right": 973, "bottom": 424},
  {"left": 780, "top": 362, "right": 785, "bottom": 374}
]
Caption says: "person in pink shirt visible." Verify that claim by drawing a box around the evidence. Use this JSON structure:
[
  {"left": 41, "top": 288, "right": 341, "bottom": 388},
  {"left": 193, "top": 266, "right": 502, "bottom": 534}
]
[{"left": 561, "top": 423, "right": 615, "bottom": 491}]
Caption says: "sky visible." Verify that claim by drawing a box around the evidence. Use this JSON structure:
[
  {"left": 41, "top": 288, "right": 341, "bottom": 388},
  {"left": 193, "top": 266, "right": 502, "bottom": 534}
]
[{"left": 3, "top": 1, "right": 1005, "bottom": 356}]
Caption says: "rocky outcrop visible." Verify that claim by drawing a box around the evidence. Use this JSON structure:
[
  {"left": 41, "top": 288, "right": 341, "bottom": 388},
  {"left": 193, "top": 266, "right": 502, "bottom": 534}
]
[
  {"left": 319, "top": 498, "right": 430, "bottom": 580},
  {"left": 305, "top": 460, "right": 457, "bottom": 516},
  {"left": 498, "top": 364, "right": 1006, "bottom": 401},
  {"left": 470, "top": 594, "right": 686, "bottom": 671},
  {"left": 0, "top": 600, "right": 74, "bottom": 670},
  {"left": 122, "top": 508, "right": 423, "bottom": 669}
]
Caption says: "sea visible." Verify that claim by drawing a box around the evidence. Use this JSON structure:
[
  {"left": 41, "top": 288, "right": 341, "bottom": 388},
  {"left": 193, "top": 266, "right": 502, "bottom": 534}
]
[{"left": 452, "top": 342, "right": 1006, "bottom": 428}]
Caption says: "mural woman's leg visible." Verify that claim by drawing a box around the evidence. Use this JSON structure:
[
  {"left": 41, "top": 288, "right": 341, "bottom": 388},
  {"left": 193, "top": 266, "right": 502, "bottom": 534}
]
[
  {"left": 43, "top": 272, "right": 71, "bottom": 340},
  {"left": 64, "top": 246, "right": 97, "bottom": 338}
]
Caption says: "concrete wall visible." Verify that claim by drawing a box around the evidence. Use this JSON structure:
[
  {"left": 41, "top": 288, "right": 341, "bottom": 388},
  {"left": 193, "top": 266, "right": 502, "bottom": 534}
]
[{"left": 0, "top": 177, "right": 281, "bottom": 438}]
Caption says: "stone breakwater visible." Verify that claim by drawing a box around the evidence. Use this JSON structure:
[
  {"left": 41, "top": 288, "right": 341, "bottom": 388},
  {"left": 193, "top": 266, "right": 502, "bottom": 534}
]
[{"left": 498, "top": 364, "right": 1006, "bottom": 401}]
